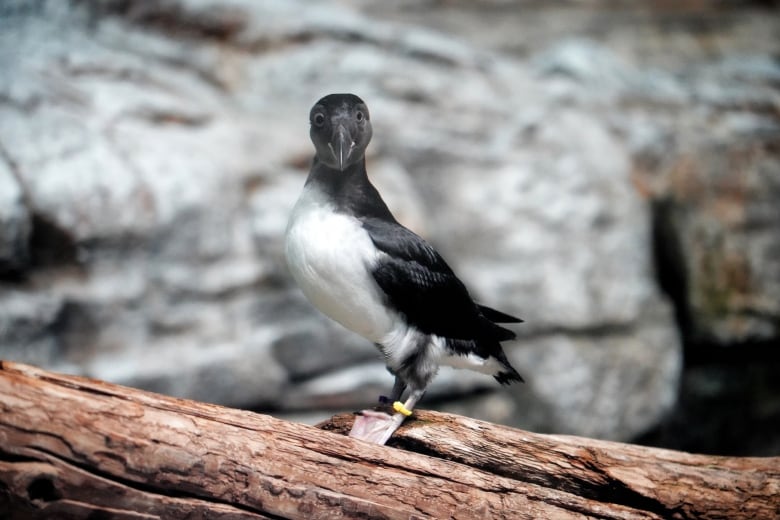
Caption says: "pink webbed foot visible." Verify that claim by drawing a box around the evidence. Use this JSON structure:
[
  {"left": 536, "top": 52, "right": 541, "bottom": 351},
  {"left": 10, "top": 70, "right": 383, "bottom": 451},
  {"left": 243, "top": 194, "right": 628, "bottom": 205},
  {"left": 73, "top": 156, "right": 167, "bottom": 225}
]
[{"left": 349, "top": 408, "right": 408, "bottom": 445}]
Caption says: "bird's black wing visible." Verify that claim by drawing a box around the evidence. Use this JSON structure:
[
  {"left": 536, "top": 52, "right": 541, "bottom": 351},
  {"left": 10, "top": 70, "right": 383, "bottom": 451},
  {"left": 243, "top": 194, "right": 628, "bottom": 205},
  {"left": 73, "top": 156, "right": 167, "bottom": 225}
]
[{"left": 361, "top": 218, "right": 518, "bottom": 353}]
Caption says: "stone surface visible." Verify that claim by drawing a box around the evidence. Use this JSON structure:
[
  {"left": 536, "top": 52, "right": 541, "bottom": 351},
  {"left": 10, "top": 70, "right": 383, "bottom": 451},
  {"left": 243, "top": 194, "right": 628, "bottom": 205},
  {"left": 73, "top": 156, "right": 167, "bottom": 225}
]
[
  {"left": 0, "top": 0, "right": 776, "bottom": 445},
  {"left": 0, "top": 157, "right": 30, "bottom": 277},
  {"left": 638, "top": 119, "right": 780, "bottom": 345}
]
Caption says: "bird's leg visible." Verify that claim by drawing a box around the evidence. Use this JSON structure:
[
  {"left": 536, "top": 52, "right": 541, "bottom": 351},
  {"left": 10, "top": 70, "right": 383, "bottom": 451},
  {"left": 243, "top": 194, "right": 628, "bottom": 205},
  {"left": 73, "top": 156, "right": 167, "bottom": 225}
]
[
  {"left": 379, "top": 374, "right": 406, "bottom": 404},
  {"left": 390, "top": 376, "right": 407, "bottom": 401},
  {"left": 392, "top": 388, "right": 424, "bottom": 417},
  {"left": 352, "top": 351, "right": 431, "bottom": 445},
  {"left": 350, "top": 387, "right": 425, "bottom": 445}
]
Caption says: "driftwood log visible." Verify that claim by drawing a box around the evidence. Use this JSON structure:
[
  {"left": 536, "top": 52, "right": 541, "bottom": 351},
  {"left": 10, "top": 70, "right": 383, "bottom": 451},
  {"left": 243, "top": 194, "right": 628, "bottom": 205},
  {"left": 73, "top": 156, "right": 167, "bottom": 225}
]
[{"left": 0, "top": 361, "right": 777, "bottom": 519}]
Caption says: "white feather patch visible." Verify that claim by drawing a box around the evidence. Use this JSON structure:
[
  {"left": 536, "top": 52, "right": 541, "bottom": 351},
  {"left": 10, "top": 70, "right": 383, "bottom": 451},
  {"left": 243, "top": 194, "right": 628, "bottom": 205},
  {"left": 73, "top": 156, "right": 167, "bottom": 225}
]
[{"left": 285, "top": 184, "right": 396, "bottom": 343}]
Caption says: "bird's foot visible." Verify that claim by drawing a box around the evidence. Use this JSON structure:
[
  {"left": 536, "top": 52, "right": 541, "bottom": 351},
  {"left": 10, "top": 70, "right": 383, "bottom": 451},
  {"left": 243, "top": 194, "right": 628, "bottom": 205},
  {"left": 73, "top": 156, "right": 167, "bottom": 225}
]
[{"left": 349, "top": 409, "right": 408, "bottom": 445}]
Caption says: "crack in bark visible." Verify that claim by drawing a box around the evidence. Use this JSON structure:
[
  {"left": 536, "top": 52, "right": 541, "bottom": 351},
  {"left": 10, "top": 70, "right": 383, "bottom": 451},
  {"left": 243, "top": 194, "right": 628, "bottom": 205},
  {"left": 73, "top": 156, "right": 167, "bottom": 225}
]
[
  {"left": 389, "top": 432, "right": 678, "bottom": 520},
  {"left": 16, "top": 445, "right": 280, "bottom": 519},
  {"left": 578, "top": 456, "right": 690, "bottom": 520}
]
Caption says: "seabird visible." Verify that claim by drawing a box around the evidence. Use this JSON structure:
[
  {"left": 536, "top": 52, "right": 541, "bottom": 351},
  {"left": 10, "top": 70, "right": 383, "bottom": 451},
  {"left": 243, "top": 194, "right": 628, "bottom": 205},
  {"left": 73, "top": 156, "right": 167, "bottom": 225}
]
[{"left": 285, "top": 93, "right": 523, "bottom": 444}]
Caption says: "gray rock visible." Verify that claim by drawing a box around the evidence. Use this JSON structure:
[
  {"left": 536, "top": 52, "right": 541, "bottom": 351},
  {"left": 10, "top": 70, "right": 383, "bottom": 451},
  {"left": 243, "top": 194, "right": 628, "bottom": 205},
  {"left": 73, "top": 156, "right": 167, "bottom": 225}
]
[
  {"left": 0, "top": 161, "right": 30, "bottom": 276},
  {"left": 0, "top": 290, "right": 62, "bottom": 367},
  {"left": 506, "top": 300, "right": 682, "bottom": 439},
  {"left": 624, "top": 50, "right": 780, "bottom": 345},
  {"left": 652, "top": 140, "right": 780, "bottom": 345}
]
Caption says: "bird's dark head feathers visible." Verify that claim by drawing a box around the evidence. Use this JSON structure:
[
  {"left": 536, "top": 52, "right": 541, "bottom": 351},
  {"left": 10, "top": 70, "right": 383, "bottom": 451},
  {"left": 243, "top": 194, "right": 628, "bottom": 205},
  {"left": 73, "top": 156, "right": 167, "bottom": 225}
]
[{"left": 309, "top": 93, "right": 372, "bottom": 172}]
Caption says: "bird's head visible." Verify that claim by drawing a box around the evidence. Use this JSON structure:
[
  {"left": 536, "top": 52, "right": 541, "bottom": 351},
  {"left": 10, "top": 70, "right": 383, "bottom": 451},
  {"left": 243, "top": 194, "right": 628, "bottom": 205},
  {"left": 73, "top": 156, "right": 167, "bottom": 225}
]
[{"left": 309, "top": 93, "right": 372, "bottom": 171}]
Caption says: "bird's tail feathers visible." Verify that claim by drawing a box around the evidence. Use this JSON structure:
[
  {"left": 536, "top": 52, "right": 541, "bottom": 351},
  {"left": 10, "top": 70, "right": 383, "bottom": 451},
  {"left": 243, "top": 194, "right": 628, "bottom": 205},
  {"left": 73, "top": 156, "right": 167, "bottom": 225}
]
[
  {"left": 487, "top": 346, "right": 524, "bottom": 385},
  {"left": 478, "top": 304, "right": 522, "bottom": 342},
  {"left": 478, "top": 304, "right": 523, "bottom": 324},
  {"left": 492, "top": 324, "right": 516, "bottom": 342},
  {"left": 474, "top": 304, "right": 525, "bottom": 385},
  {"left": 494, "top": 365, "right": 524, "bottom": 385}
]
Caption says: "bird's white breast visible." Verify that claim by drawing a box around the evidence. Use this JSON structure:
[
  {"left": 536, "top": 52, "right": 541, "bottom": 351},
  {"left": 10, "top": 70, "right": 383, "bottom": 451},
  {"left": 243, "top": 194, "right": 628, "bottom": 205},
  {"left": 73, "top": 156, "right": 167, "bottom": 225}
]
[{"left": 285, "top": 184, "right": 395, "bottom": 343}]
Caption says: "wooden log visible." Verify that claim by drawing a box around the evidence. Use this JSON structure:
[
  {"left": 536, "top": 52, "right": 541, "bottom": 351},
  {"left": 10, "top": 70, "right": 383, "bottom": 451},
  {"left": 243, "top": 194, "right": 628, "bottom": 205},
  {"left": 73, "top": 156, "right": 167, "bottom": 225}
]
[{"left": 0, "top": 361, "right": 777, "bottom": 519}]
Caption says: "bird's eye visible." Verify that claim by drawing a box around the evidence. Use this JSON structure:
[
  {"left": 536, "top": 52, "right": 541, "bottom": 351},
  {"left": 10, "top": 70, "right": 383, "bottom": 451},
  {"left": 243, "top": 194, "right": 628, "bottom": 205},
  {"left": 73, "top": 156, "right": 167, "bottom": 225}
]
[
  {"left": 312, "top": 113, "right": 326, "bottom": 127},
  {"left": 355, "top": 110, "right": 364, "bottom": 122}
]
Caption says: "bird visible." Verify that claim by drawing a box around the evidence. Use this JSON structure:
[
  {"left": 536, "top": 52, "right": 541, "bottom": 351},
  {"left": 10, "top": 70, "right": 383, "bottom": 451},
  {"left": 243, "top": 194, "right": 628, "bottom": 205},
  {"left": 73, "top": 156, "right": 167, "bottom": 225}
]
[{"left": 285, "top": 93, "right": 523, "bottom": 444}]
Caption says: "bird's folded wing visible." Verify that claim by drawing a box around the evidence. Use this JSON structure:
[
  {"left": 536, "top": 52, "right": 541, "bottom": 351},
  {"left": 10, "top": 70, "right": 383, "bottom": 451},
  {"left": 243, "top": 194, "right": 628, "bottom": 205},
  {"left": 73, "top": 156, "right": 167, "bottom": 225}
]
[{"left": 361, "top": 217, "right": 494, "bottom": 343}]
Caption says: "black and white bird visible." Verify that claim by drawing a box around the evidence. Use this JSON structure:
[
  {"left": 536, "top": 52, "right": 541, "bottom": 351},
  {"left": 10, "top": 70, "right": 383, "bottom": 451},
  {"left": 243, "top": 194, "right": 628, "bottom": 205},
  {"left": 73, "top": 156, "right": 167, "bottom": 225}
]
[{"left": 285, "top": 93, "right": 523, "bottom": 444}]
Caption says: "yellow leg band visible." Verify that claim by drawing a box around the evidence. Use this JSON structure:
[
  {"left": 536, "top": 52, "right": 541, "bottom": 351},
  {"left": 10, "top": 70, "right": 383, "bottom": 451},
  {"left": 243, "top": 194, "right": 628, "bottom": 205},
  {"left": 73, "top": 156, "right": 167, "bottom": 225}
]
[{"left": 393, "top": 401, "right": 413, "bottom": 417}]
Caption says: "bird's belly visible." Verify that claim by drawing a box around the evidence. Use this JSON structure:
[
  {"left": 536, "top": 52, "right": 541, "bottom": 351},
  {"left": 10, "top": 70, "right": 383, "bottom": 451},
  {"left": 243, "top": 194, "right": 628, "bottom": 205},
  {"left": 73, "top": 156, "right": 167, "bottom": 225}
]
[{"left": 285, "top": 203, "right": 394, "bottom": 342}]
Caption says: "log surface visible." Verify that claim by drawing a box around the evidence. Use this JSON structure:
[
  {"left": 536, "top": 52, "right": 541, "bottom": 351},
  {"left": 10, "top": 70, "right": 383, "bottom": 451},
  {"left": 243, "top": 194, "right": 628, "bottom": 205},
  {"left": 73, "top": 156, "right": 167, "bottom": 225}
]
[{"left": 0, "top": 361, "right": 777, "bottom": 519}]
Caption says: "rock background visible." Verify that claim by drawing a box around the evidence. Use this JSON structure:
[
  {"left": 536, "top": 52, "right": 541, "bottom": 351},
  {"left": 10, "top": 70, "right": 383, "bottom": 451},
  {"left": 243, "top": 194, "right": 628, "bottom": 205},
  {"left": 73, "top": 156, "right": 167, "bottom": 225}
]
[{"left": 0, "top": 0, "right": 777, "bottom": 454}]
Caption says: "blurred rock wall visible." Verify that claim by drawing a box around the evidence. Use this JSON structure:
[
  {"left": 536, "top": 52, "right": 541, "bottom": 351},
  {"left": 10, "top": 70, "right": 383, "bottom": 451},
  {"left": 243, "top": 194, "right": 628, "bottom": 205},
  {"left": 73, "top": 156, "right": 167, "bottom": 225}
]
[{"left": 0, "top": 0, "right": 777, "bottom": 449}]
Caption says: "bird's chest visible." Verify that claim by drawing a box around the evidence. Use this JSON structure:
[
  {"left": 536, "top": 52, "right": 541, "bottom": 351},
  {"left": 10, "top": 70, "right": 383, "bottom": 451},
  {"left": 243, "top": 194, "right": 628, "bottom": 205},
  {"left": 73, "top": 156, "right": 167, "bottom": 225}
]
[{"left": 285, "top": 191, "right": 392, "bottom": 341}]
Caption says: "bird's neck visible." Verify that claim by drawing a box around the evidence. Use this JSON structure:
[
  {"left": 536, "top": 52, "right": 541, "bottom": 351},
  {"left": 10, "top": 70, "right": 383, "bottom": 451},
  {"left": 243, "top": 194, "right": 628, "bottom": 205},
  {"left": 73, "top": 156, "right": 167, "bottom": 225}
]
[
  {"left": 307, "top": 157, "right": 366, "bottom": 186},
  {"left": 307, "top": 157, "right": 396, "bottom": 222}
]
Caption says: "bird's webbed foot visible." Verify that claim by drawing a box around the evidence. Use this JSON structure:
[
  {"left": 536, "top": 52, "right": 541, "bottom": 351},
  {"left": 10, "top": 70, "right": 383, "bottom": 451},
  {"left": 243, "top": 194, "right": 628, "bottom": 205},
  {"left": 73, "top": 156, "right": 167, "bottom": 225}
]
[
  {"left": 348, "top": 389, "right": 424, "bottom": 445},
  {"left": 349, "top": 409, "right": 406, "bottom": 445}
]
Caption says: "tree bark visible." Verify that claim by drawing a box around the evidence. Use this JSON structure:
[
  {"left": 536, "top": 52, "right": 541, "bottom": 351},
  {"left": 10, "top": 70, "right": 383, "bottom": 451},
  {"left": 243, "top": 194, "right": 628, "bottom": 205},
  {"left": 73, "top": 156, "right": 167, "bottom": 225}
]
[{"left": 0, "top": 362, "right": 776, "bottom": 519}]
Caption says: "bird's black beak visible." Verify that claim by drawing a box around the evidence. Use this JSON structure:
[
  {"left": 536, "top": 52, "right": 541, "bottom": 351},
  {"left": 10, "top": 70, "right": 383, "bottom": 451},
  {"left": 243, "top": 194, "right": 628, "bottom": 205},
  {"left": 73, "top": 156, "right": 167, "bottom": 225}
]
[{"left": 329, "top": 124, "right": 355, "bottom": 172}]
